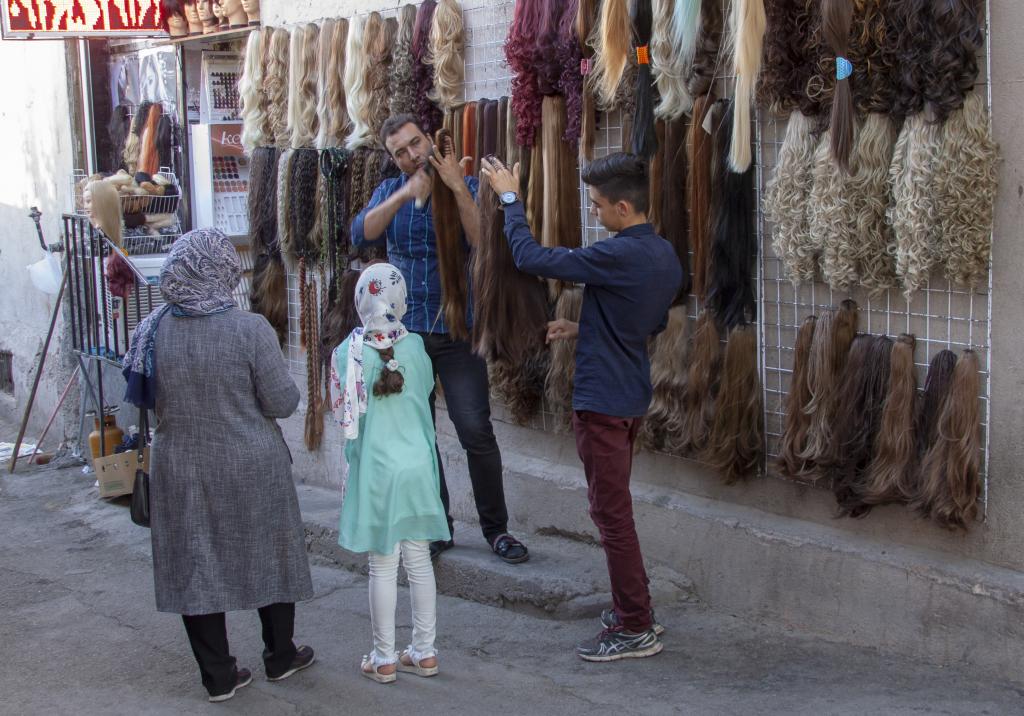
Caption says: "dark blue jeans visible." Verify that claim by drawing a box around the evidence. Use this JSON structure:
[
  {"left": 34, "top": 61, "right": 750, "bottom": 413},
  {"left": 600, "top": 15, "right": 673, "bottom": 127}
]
[{"left": 418, "top": 332, "right": 508, "bottom": 543}]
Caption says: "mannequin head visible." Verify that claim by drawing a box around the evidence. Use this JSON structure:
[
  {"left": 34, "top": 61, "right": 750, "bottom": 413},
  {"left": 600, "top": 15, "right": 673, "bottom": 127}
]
[
  {"left": 197, "top": 0, "right": 217, "bottom": 32},
  {"left": 184, "top": 0, "right": 203, "bottom": 34},
  {"left": 240, "top": 0, "right": 260, "bottom": 25},
  {"left": 220, "top": 0, "right": 248, "bottom": 27},
  {"left": 160, "top": 0, "right": 188, "bottom": 37},
  {"left": 214, "top": 0, "right": 230, "bottom": 30},
  {"left": 84, "top": 180, "right": 123, "bottom": 248}
]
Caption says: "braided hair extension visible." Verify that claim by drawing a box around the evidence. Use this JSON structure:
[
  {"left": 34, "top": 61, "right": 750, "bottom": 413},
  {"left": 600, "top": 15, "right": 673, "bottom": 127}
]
[
  {"left": 777, "top": 315, "right": 817, "bottom": 478},
  {"left": 432, "top": 129, "right": 469, "bottom": 340}
]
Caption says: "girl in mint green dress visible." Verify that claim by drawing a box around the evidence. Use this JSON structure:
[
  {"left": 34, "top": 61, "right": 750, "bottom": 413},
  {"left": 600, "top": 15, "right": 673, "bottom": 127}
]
[{"left": 329, "top": 263, "right": 449, "bottom": 684}]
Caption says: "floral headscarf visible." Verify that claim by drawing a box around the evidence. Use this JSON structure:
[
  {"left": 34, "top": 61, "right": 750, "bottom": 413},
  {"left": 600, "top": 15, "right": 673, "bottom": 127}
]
[
  {"left": 123, "top": 228, "right": 241, "bottom": 408},
  {"left": 331, "top": 263, "right": 409, "bottom": 440}
]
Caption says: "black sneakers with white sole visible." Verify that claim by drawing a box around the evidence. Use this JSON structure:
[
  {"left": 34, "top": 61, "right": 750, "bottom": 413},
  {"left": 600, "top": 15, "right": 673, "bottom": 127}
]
[
  {"left": 599, "top": 608, "right": 666, "bottom": 636},
  {"left": 575, "top": 627, "right": 663, "bottom": 662},
  {"left": 208, "top": 668, "right": 253, "bottom": 703}
]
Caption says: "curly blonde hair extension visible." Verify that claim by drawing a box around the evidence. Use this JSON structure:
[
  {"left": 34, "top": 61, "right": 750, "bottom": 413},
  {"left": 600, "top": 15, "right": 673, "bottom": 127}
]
[
  {"left": 850, "top": 112, "right": 899, "bottom": 294},
  {"left": 888, "top": 112, "right": 941, "bottom": 296},
  {"left": 809, "top": 123, "right": 862, "bottom": 291},
  {"left": 588, "top": 0, "right": 632, "bottom": 110},
  {"left": 777, "top": 315, "right": 817, "bottom": 478},
  {"left": 366, "top": 14, "right": 398, "bottom": 142},
  {"left": 344, "top": 15, "right": 372, "bottom": 150},
  {"left": 680, "top": 310, "right": 722, "bottom": 453},
  {"left": 651, "top": 0, "right": 695, "bottom": 120},
  {"left": 705, "top": 324, "right": 763, "bottom": 484},
  {"left": 288, "top": 23, "right": 320, "bottom": 150},
  {"left": 933, "top": 91, "right": 999, "bottom": 290},
  {"left": 428, "top": 0, "right": 465, "bottom": 112},
  {"left": 862, "top": 334, "right": 918, "bottom": 505},
  {"left": 314, "top": 19, "right": 337, "bottom": 150},
  {"left": 240, "top": 26, "right": 269, "bottom": 153},
  {"left": 764, "top": 111, "right": 818, "bottom": 285},
  {"left": 545, "top": 286, "right": 583, "bottom": 433},
  {"left": 390, "top": 4, "right": 418, "bottom": 117},
  {"left": 639, "top": 305, "right": 691, "bottom": 455},
  {"left": 266, "top": 27, "right": 292, "bottom": 148}
]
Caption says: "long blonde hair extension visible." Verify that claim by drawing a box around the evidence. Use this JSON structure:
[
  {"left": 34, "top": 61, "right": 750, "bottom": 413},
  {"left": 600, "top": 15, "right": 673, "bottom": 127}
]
[
  {"left": 344, "top": 15, "right": 372, "bottom": 150},
  {"left": 239, "top": 26, "right": 269, "bottom": 153},
  {"left": 322, "top": 18, "right": 350, "bottom": 148},
  {"left": 728, "top": 0, "right": 766, "bottom": 172},
  {"left": 588, "top": 0, "right": 632, "bottom": 110},
  {"left": 266, "top": 27, "right": 291, "bottom": 148},
  {"left": 428, "top": 0, "right": 465, "bottom": 112},
  {"left": 288, "top": 22, "right": 321, "bottom": 150}
]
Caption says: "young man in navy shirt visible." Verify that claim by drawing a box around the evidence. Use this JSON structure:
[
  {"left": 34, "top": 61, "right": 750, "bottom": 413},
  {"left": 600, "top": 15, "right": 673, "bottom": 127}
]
[
  {"left": 481, "top": 152, "right": 681, "bottom": 660},
  {"left": 351, "top": 114, "right": 529, "bottom": 565}
]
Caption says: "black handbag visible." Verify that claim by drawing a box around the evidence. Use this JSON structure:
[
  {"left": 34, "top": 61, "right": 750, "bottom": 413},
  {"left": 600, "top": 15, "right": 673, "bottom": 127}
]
[{"left": 130, "top": 408, "right": 150, "bottom": 528}]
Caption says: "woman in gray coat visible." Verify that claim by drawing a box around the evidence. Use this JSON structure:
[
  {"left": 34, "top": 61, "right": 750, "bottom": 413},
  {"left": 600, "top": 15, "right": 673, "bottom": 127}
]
[{"left": 123, "top": 229, "right": 315, "bottom": 702}]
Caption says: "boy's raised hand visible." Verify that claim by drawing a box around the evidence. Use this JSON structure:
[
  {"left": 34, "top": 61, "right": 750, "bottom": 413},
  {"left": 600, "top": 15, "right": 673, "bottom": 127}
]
[
  {"left": 546, "top": 319, "right": 579, "bottom": 344},
  {"left": 480, "top": 157, "right": 521, "bottom": 197}
]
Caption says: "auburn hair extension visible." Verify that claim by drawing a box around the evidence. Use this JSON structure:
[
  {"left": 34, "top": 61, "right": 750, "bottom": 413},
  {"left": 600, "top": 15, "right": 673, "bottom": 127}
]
[
  {"left": 363, "top": 13, "right": 395, "bottom": 144},
  {"left": 390, "top": 5, "right": 418, "bottom": 117},
  {"left": 888, "top": 113, "right": 941, "bottom": 296},
  {"left": 414, "top": 0, "right": 444, "bottom": 135},
  {"left": 915, "top": 349, "right": 958, "bottom": 459},
  {"left": 536, "top": 0, "right": 564, "bottom": 95},
  {"left": 544, "top": 285, "right": 583, "bottom": 433},
  {"left": 822, "top": 0, "right": 854, "bottom": 171},
  {"left": 589, "top": 0, "right": 632, "bottom": 110},
  {"left": 687, "top": 0, "right": 724, "bottom": 99},
  {"left": 809, "top": 123, "right": 861, "bottom": 290},
  {"left": 688, "top": 95, "right": 714, "bottom": 299},
  {"left": 764, "top": 111, "right": 818, "bottom": 285},
  {"left": 432, "top": 129, "right": 468, "bottom": 340},
  {"left": 137, "top": 103, "right": 163, "bottom": 176},
  {"left": 705, "top": 324, "right": 763, "bottom": 484},
  {"left": 461, "top": 100, "right": 476, "bottom": 173},
  {"left": 913, "top": 350, "right": 981, "bottom": 530},
  {"left": 862, "top": 334, "right": 918, "bottom": 505},
  {"left": 557, "top": 0, "right": 585, "bottom": 144},
  {"left": 925, "top": 0, "right": 983, "bottom": 124},
  {"left": 799, "top": 299, "right": 858, "bottom": 469},
  {"left": 758, "top": 0, "right": 808, "bottom": 112},
  {"left": 728, "top": 0, "right": 766, "bottom": 172},
  {"left": 850, "top": 112, "right": 899, "bottom": 293},
  {"left": 777, "top": 315, "right": 817, "bottom": 478},
  {"left": 240, "top": 27, "right": 268, "bottom": 153},
  {"left": 344, "top": 15, "right": 372, "bottom": 150},
  {"left": 662, "top": 115, "right": 692, "bottom": 299},
  {"left": 707, "top": 100, "right": 757, "bottom": 330},
  {"left": 577, "top": 0, "right": 599, "bottom": 158},
  {"left": 680, "top": 310, "right": 722, "bottom": 452},
  {"left": 639, "top": 305, "right": 691, "bottom": 455},
  {"left": 829, "top": 334, "right": 893, "bottom": 517},
  {"left": 428, "top": 0, "right": 465, "bottom": 112},
  {"left": 630, "top": 0, "right": 659, "bottom": 159},
  {"left": 266, "top": 27, "right": 291, "bottom": 148},
  {"left": 506, "top": 0, "right": 544, "bottom": 147},
  {"left": 652, "top": 0, "right": 698, "bottom": 120},
  {"left": 934, "top": 91, "right": 999, "bottom": 289}
]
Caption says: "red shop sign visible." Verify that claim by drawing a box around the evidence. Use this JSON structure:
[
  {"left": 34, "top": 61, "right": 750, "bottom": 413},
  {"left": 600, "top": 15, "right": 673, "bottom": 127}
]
[{"left": 3, "top": 1, "right": 169, "bottom": 39}]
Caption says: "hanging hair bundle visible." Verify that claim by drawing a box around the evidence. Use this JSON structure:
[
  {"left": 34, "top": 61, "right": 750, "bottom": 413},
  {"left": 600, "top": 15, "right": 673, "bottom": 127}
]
[
  {"left": 322, "top": 267, "right": 362, "bottom": 362},
  {"left": 544, "top": 286, "right": 583, "bottom": 433},
  {"left": 707, "top": 100, "right": 757, "bottom": 330},
  {"left": 137, "top": 103, "right": 164, "bottom": 176},
  {"left": 828, "top": 334, "right": 893, "bottom": 518},
  {"left": 630, "top": 0, "right": 658, "bottom": 159},
  {"left": 758, "top": 0, "right": 809, "bottom": 112},
  {"left": 777, "top": 315, "right": 817, "bottom": 478},
  {"left": 687, "top": 0, "right": 723, "bottom": 98},
  {"left": 314, "top": 19, "right": 338, "bottom": 150},
  {"left": 344, "top": 15, "right": 372, "bottom": 150},
  {"left": 589, "top": 0, "right": 632, "bottom": 110},
  {"left": 319, "top": 147, "right": 352, "bottom": 276},
  {"left": 640, "top": 305, "right": 691, "bottom": 455},
  {"left": 506, "top": 0, "right": 544, "bottom": 147},
  {"left": 250, "top": 147, "right": 285, "bottom": 345},
  {"left": 809, "top": 124, "right": 861, "bottom": 290},
  {"left": 539, "top": 96, "right": 582, "bottom": 274},
  {"left": 577, "top": 0, "right": 599, "bottom": 158},
  {"left": 240, "top": 27, "right": 268, "bottom": 153},
  {"left": 705, "top": 324, "right": 763, "bottom": 484},
  {"left": 369, "top": 15, "right": 399, "bottom": 142},
  {"left": 413, "top": 0, "right": 444, "bottom": 135},
  {"left": 913, "top": 350, "right": 981, "bottom": 531},
  {"left": 822, "top": 0, "right": 854, "bottom": 171},
  {"left": 915, "top": 349, "right": 958, "bottom": 459},
  {"left": 652, "top": 0, "right": 698, "bottom": 120},
  {"left": 764, "top": 111, "right": 818, "bottom": 285},
  {"left": 924, "top": 0, "right": 983, "bottom": 124},
  {"left": 727, "top": 0, "right": 766, "bottom": 172},
  {"left": 662, "top": 115, "right": 692, "bottom": 299},
  {"left": 276, "top": 149, "right": 295, "bottom": 256},
  {"left": 266, "top": 27, "right": 292, "bottom": 148},
  {"left": 287, "top": 148, "right": 322, "bottom": 262},
  {"left": 288, "top": 22, "right": 320, "bottom": 149},
  {"left": 557, "top": 0, "right": 585, "bottom": 144},
  {"left": 680, "top": 310, "right": 722, "bottom": 452},
  {"left": 688, "top": 95, "right": 714, "bottom": 299},
  {"left": 390, "top": 4, "right": 418, "bottom": 117},
  {"left": 122, "top": 100, "right": 151, "bottom": 174},
  {"left": 428, "top": 0, "right": 465, "bottom": 112},
  {"left": 849, "top": 112, "right": 899, "bottom": 293},
  {"left": 862, "top": 334, "right": 919, "bottom": 505},
  {"left": 432, "top": 129, "right": 469, "bottom": 341}
]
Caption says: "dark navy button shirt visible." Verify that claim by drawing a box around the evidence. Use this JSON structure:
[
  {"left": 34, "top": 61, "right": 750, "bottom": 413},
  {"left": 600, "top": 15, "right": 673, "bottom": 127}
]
[
  {"left": 503, "top": 202, "right": 682, "bottom": 418},
  {"left": 351, "top": 173, "right": 478, "bottom": 335}
]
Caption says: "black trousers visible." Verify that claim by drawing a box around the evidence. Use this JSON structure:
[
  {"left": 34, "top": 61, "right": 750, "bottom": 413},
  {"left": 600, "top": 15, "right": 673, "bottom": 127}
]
[
  {"left": 181, "top": 602, "right": 297, "bottom": 696},
  {"left": 418, "top": 332, "right": 509, "bottom": 543}
]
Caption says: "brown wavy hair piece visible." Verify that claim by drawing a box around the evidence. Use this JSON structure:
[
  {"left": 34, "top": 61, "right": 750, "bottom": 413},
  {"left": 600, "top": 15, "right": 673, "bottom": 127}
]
[
  {"left": 639, "top": 305, "right": 690, "bottom": 455},
  {"left": 680, "top": 310, "right": 722, "bottom": 452},
  {"left": 705, "top": 324, "right": 763, "bottom": 484},
  {"left": 828, "top": 334, "right": 892, "bottom": 517},
  {"left": 431, "top": 129, "right": 468, "bottom": 339},
  {"left": 777, "top": 315, "right": 817, "bottom": 478},
  {"left": 544, "top": 286, "right": 584, "bottom": 433},
  {"left": 912, "top": 350, "right": 981, "bottom": 530},
  {"left": 758, "top": 0, "right": 811, "bottom": 113},
  {"left": 266, "top": 27, "right": 291, "bottom": 148},
  {"left": 366, "top": 14, "right": 397, "bottom": 143},
  {"left": 924, "top": 0, "right": 983, "bottom": 123},
  {"left": 688, "top": 94, "right": 714, "bottom": 299},
  {"left": 491, "top": 350, "right": 550, "bottom": 426},
  {"left": 862, "top": 334, "right": 918, "bottom": 505},
  {"left": 687, "top": 0, "right": 724, "bottom": 99},
  {"left": 915, "top": 349, "right": 958, "bottom": 459}
]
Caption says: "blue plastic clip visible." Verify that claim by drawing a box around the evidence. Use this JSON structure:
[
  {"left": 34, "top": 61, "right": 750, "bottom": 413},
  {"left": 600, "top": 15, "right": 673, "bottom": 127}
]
[{"left": 836, "top": 56, "right": 853, "bottom": 81}]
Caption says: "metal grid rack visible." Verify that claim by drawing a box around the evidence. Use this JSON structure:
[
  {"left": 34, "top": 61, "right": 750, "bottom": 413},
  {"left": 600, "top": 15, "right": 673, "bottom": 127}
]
[{"left": 462, "top": 0, "right": 515, "bottom": 101}]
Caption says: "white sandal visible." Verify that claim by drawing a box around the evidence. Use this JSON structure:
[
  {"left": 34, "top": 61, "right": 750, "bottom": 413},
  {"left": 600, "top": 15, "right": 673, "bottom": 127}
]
[
  {"left": 360, "top": 653, "right": 397, "bottom": 684},
  {"left": 396, "top": 646, "right": 439, "bottom": 678}
]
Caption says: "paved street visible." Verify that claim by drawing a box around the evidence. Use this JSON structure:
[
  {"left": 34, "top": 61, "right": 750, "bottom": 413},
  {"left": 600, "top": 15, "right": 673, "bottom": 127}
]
[{"left": 2, "top": 452, "right": 1023, "bottom": 715}]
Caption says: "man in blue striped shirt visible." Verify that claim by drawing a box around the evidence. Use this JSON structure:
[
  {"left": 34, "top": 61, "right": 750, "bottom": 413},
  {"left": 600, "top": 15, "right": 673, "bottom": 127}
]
[{"left": 351, "top": 114, "right": 528, "bottom": 565}]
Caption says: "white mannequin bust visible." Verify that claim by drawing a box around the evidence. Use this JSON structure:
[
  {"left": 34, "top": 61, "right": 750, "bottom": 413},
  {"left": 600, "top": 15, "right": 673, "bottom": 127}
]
[
  {"left": 220, "top": 0, "right": 249, "bottom": 28},
  {"left": 197, "top": 0, "right": 218, "bottom": 33},
  {"left": 184, "top": 1, "right": 204, "bottom": 34},
  {"left": 240, "top": 0, "right": 260, "bottom": 25}
]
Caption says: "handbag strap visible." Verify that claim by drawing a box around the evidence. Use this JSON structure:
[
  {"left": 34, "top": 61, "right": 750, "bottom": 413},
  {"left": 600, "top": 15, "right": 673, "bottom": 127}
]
[{"left": 137, "top": 407, "right": 149, "bottom": 465}]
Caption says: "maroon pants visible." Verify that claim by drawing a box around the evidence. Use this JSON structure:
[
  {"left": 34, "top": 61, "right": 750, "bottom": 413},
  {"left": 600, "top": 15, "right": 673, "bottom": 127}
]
[{"left": 572, "top": 410, "right": 652, "bottom": 633}]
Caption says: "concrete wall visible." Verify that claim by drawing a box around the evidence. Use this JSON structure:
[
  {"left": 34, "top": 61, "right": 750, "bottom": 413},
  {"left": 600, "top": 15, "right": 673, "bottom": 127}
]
[{"left": 0, "top": 37, "right": 78, "bottom": 447}]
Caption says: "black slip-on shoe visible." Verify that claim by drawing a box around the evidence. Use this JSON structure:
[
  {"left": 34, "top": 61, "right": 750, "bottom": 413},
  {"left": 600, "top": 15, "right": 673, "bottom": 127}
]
[{"left": 491, "top": 533, "right": 529, "bottom": 564}]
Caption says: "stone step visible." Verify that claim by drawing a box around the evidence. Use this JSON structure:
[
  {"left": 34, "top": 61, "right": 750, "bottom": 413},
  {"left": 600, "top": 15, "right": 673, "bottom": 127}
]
[{"left": 296, "top": 483, "right": 696, "bottom": 620}]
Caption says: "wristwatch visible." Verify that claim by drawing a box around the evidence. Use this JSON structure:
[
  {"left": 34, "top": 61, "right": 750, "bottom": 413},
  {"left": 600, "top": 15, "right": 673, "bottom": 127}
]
[{"left": 499, "top": 191, "right": 519, "bottom": 206}]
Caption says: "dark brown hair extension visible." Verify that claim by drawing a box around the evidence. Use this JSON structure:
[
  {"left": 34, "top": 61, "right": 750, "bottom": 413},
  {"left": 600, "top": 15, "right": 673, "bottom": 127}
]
[
  {"left": 639, "top": 305, "right": 690, "bottom": 455},
  {"left": 822, "top": 0, "right": 854, "bottom": 171},
  {"left": 413, "top": 0, "right": 444, "bottom": 135},
  {"left": 577, "top": 0, "right": 599, "bottom": 159},
  {"left": 287, "top": 147, "right": 322, "bottom": 261},
  {"left": 688, "top": 94, "right": 714, "bottom": 300},
  {"left": 828, "top": 334, "right": 893, "bottom": 518},
  {"left": 545, "top": 285, "right": 583, "bottom": 433},
  {"left": 777, "top": 315, "right": 817, "bottom": 478},
  {"left": 662, "top": 114, "right": 692, "bottom": 300},
  {"left": 800, "top": 299, "right": 859, "bottom": 469},
  {"left": 887, "top": 0, "right": 933, "bottom": 119},
  {"left": 851, "top": 0, "right": 895, "bottom": 115},
  {"left": 631, "top": 0, "right": 658, "bottom": 158},
  {"left": 251, "top": 255, "right": 289, "bottom": 346},
  {"left": 686, "top": 0, "right": 724, "bottom": 98},
  {"left": 649, "top": 120, "right": 666, "bottom": 232},
  {"left": 914, "top": 349, "right": 958, "bottom": 459},
  {"left": 758, "top": 0, "right": 811, "bottom": 112},
  {"left": 912, "top": 350, "right": 981, "bottom": 530},
  {"left": 248, "top": 147, "right": 280, "bottom": 253},
  {"left": 705, "top": 324, "right": 763, "bottom": 483},
  {"left": 322, "top": 267, "right": 362, "bottom": 357},
  {"left": 799, "top": 0, "right": 832, "bottom": 121},
  {"left": 481, "top": 99, "right": 499, "bottom": 163},
  {"left": 491, "top": 349, "right": 550, "bottom": 426},
  {"left": 497, "top": 96, "right": 509, "bottom": 160},
  {"left": 431, "top": 128, "right": 468, "bottom": 340},
  {"left": 537, "top": 0, "right": 565, "bottom": 95},
  {"left": 372, "top": 346, "right": 406, "bottom": 397},
  {"left": 680, "top": 310, "right": 722, "bottom": 452},
  {"left": 706, "top": 100, "right": 757, "bottom": 330},
  {"left": 862, "top": 334, "right": 919, "bottom": 504},
  {"left": 925, "top": 0, "right": 983, "bottom": 123}
]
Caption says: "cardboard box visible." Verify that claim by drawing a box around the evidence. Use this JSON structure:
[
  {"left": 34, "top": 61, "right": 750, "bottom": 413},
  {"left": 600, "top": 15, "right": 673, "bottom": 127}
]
[{"left": 94, "top": 449, "right": 149, "bottom": 499}]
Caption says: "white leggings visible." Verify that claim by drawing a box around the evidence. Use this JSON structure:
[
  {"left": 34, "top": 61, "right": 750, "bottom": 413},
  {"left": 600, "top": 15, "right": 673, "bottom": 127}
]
[{"left": 367, "top": 539, "right": 437, "bottom": 664}]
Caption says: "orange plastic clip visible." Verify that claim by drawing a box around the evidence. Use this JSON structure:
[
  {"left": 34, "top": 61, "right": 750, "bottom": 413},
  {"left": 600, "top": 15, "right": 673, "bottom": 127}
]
[{"left": 636, "top": 45, "right": 650, "bottom": 65}]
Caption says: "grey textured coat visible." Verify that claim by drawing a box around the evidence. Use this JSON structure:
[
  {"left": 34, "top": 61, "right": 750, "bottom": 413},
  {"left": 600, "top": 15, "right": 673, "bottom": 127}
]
[{"left": 149, "top": 308, "right": 313, "bottom": 615}]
